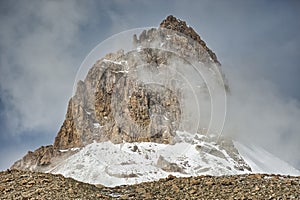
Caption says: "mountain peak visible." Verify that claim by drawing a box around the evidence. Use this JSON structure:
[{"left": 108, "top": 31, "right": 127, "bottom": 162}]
[
  {"left": 10, "top": 16, "right": 253, "bottom": 186},
  {"left": 160, "top": 15, "right": 220, "bottom": 65}
]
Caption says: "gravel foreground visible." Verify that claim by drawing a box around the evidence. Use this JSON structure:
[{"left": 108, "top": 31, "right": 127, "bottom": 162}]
[{"left": 1, "top": 170, "right": 299, "bottom": 199}]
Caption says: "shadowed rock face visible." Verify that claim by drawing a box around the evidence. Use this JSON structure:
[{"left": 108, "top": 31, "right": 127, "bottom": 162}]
[{"left": 11, "top": 15, "right": 237, "bottom": 172}]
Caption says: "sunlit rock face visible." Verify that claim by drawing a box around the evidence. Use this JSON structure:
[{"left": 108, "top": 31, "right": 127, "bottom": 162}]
[
  {"left": 11, "top": 15, "right": 237, "bottom": 174},
  {"left": 52, "top": 15, "right": 224, "bottom": 150}
]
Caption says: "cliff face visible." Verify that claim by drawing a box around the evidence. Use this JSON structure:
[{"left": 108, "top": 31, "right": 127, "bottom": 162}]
[
  {"left": 52, "top": 15, "right": 222, "bottom": 151},
  {"left": 11, "top": 15, "right": 233, "bottom": 172}
]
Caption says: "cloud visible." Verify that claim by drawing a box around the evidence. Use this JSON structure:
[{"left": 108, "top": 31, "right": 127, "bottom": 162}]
[
  {"left": 224, "top": 64, "right": 300, "bottom": 169},
  {"left": 0, "top": 1, "right": 90, "bottom": 137}
]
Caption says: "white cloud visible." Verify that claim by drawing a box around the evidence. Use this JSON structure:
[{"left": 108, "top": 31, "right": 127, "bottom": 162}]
[
  {"left": 0, "top": 1, "right": 90, "bottom": 136},
  {"left": 224, "top": 64, "right": 300, "bottom": 168}
]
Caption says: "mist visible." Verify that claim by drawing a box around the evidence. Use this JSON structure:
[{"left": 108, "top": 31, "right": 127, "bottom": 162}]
[
  {"left": 224, "top": 64, "right": 300, "bottom": 168},
  {"left": 0, "top": 0, "right": 94, "bottom": 170}
]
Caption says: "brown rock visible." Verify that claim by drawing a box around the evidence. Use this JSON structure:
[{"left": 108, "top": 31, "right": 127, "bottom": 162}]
[
  {"left": 160, "top": 15, "right": 220, "bottom": 65},
  {"left": 11, "top": 145, "right": 58, "bottom": 171},
  {"left": 190, "top": 178, "right": 201, "bottom": 185},
  {"left": 136, "top": 187, "right": 146, "bottom": 193},
  {"left": 205, "top": 180, "right": 214, "bottom": 186},
  {"left": 172, "top": 184, "right": 180, "bottom": 193}
]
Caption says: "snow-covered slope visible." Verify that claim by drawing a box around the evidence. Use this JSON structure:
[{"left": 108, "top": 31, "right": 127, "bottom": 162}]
[
  {"left": 48, "top": 131, "right": 299, "bottom": 187},
  {"left": 48, "top": 131, "right": 250, "bottom": 187},
  {"left": 234, "top": 141, "right": 300, "bottom": 176}
]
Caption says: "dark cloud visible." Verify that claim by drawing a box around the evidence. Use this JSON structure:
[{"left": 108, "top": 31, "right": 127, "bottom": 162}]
[{"left": 0, "top": 0, "right": 299, "bottom": 170}]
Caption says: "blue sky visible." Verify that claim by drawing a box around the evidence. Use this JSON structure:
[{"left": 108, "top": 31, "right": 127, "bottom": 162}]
[{"left": 0, "top": 0, "right": 300, "bottom": 170}]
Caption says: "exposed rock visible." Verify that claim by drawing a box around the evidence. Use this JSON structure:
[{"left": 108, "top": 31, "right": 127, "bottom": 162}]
[
  {"left": 11, "top": 15, "right": 232, "bottom": 174},
  {"left": 54, "top": 99, "right": 82, "bottom": 150},
  {"left": 157, "top": 155, "right": 184, "bottom": 173},
  {"left": 160, "top": 15, "right": 220, "bottom": 65},
  {"left": 1, "top": 170, "right": 299, "bottom": 199},
  {"left": 11, "top": 145, "right": 56, "bottom": 171},
  {"left": 51, "top": 15, "right": 224, "bottom": 149},
  {"left": 10, "top": 144, "right": 80, "bottom": 172}
]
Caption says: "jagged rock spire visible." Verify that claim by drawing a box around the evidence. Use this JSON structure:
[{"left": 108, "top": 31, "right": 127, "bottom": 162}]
[{"left": 160, "top": 15, "right": 220, "bottom": 65}]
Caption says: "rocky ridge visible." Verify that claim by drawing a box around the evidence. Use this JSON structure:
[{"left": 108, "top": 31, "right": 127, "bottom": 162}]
[{"left": 1, "top": 170, "right": 299, "bottom": 199}]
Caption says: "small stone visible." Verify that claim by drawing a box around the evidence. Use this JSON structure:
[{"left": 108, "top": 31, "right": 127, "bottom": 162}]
[
  {"left": 120, "top": 194, "right": 130, "bottom": 199},
  {"left": 21, "top": 179, "right": 28, "bottom": 185},
  {"left": 190, "top": 179, "right": 200, "bottom": 185},
  {"left": 136, "top": 187, "right": 146, "bottom": 193},
  {"left": 42, "top": 179, "right": 51, "bottom": 183},
  {"left": 28, "top": 180, "right": 35, "bottom": 185},
  {"left": 143, "top": 193, "right": 152, "bottom": 198},
  {"left": 190, "top": 189, "right": 197, "bottom": 194},
  {"left": 254, "top": 174, "right": 262, "bottom": 179},
  {"left": 96, "top": 193, "right": 102, "bottom": 197},
  {"left": 167, "top": 174, "right": 176, "bottom": 180},
  {"left": 172, "top": 185, "right": 180, "bottom": 193},
  {"left": 68, "top": 188, "right": 74, "bottom": 193},
  {"left": 4, "top": 178, "right": 13, "bottom": 183},
  {"left": 205, "top": 180, "right": 214, "bottom": 186}
]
